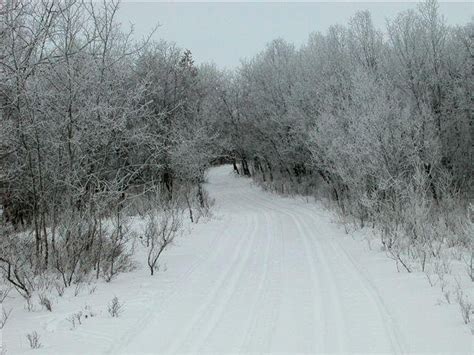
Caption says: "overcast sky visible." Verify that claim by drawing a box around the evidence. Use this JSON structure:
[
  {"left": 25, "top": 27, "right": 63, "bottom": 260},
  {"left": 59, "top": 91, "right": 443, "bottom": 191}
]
[{"left": 117, "top": 1, "right": 473, "bottom": 69}]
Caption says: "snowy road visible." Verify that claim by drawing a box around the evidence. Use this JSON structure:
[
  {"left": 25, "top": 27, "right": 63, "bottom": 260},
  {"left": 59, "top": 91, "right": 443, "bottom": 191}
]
[{"left": 106, "top": 165, "right": 471, "bottom": 354}]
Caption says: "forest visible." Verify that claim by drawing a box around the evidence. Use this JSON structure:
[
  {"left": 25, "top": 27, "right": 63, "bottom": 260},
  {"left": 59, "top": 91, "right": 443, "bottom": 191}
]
[{"left": 0, "top": 0, "right": 473, "bottom": 348}]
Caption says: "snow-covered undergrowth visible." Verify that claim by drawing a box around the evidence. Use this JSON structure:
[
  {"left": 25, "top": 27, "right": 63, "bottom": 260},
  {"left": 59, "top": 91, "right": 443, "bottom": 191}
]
[
  {"left": 2, "top": 165, "right": 472, "bottom": 354},
  {"left": 0, "top": 209, "right": 210, "bottom": 354},
  {"left": 346, "top": 223, "right": 474, "bottom": 330},
  {"left": 0, "top": 187, "right": 213, "bottom": 354},
  {"left": 334, "top": 199, "right": 474, "bottom": 333},
  {"left": 250, "top": 166, "right": 474, "bottom": 335}
]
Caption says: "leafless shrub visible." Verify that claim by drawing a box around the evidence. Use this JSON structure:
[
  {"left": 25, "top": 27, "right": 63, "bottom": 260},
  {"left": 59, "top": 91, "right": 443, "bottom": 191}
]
[
  {"left": 459, "top": 298, "right": 473, "bottom": 324},
  {"left": 101, "top": 213, "right": 135, "bottom": 282},
  {"left": 455, "top": 285, "right": 473, "bottom": 324},
  {"left": 66, "top": 314, "right": 77, "bottom": 329},
  {"left": 141, "top": 206, "right": 182, "bottom": 276},
  {"left": 463, "top": 251, "right": 474, "bottom": 282},
  {"left": 434, "top": 256, "right": 452, "bottom": 277},
  {"left": 49, "top": 205, "right": 136, "bottom": 286},
  {"left": 38, "top": 293, "right": 52, "bottom": 312},
  {"left": 26, "top": 331, "right": 41, "bottom": 349},
  {"left": 54, "top": 281, "right": 65, "bottom": 297},
  {"left": 385, "top": 236, "right": 412, "bottom": 273},
  {"left": 0, "top": 225, "right": 35, "bottom": 298},
  {"left": 34, "top": 275, "right": 55, "bottom": 294},
  {"left": 0, "top": 285, "right": 12, "bottom": 303},
  {"left": 107, "top": 296, "right": 124, "bottom": 317},
  {"left": 67, "top": 311, "right": 84, "bottom": 330},
  {"left": 0, "top": 308, "right": 12, "bottom": 329},
  {"left": 88, "top": 285, "right": 97, "bottom": 295},
  {"left": 175, "top": 182, "right": 214, "bottom": 224},
  {"left": 52, "top": 212, "right": 104, "bottom": 287},
  {"left": 442, "top": 289, "right": 451, "bottom": 304},
  {"left": 24, "top": 295, "right": 35, "bottom": 312},
  {"left": 73, "top": 282, "right": 82, "bottom": 297},
  {"left": 76, "top": 310, "right": 83, "bottom": 325},
  {"left": 425, "top": 272, "right": 437, "bottom": 287},
  {"left": 194, "top": 187, "right": 214, "bottom": 222},
  {"left": 438, "top": 274, "right": 451, "bottom": 304}
]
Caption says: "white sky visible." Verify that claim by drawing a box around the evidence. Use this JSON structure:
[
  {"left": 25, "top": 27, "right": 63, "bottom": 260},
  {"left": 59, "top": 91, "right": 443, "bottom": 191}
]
[{"left": 117, "top": 1, "right": 473, "bottom": 69}]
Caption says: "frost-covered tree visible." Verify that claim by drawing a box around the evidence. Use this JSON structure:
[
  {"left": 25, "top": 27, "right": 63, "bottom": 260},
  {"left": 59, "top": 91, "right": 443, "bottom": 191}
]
[
  {"left": 0, "top": 0, "right": 218, "bottom": 290},
  {"left": 218, "top": 1, "right": 472, "bottom": 262}
]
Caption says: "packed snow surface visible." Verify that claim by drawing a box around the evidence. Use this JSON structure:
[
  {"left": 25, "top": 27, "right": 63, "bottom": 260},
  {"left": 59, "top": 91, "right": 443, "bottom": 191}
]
[{"left": 5, "top": 165, "right": 472, "bottom": 354}]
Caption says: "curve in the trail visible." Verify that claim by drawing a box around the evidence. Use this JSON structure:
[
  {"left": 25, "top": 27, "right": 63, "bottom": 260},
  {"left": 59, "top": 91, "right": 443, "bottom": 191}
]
[
  {"left": 108, "top": 165, "right": 471, "bottom": 355},
  {"left": 247, "top": 186, "right": 407, "bottom": 354}
]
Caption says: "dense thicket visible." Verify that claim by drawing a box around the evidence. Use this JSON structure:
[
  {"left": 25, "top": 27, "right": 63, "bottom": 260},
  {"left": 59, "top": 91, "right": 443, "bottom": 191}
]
[
  {"left": 0, "top": 0, "right": 219, "bottom": 292},
  {"left": 216, "top": 1, "right": 473, "bottom": 271}
]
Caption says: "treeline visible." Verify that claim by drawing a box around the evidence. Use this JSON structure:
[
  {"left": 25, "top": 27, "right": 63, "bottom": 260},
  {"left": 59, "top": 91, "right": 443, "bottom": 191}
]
[
  {"left": 216, "top": 1, "right": 473, "bottom": 272},
  {"left": 0, "top": 0, "right": 219, "bottom": 294},
  {"left": 0, "top": 0, "right": 472, "bottom": 297}
]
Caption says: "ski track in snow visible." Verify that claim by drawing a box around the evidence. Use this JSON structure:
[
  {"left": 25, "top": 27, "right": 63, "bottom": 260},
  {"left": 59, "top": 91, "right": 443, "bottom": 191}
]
[
  {"left": 107, "top": 216, "right": 233, "bottom": 355},
  {"left": 108, "top": 165, "right": 472, "bottom": 354},
  {"left": 249, "top": 189, "right": 406, "bottom": 354},
  {"left": 12, "top": 165, "right": 470, "bottom": 354}
]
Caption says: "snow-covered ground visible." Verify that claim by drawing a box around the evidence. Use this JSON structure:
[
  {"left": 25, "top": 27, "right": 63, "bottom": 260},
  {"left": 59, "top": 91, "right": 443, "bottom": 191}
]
[{"left": 3, "top": 165, "right": 473, "bottom": 354}]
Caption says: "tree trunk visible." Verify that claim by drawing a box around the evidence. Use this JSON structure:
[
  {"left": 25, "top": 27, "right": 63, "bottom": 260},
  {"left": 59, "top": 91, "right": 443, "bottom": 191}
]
[
  {"left": 232, "top": 158, "right": 239, "bottom": 174},
  {"left": 241, "top": 158, "right": 251, "bottom": 176}
]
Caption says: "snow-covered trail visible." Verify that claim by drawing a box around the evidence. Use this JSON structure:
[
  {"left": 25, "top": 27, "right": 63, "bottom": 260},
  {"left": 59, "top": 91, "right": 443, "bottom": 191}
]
[
  {"left": 106, "top": 165, "right": 471, "bottom": 354},
  {"left": 8, "top": 165, "right": 470, "bottom": 354}
]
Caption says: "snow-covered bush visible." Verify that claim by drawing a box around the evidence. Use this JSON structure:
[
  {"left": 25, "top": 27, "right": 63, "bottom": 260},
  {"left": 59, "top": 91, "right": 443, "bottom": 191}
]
[
  {"left": 0, "top": 225, "right": 35, "bottom": 299},
  {"left": 54, "top": 281, "right": 65, "bottom": 297},
  {"left": 141, "top": 198, "right": 183, "bottom": 276},
  {"left": 26, "top": 331, "right": 41, "bottom": 349},
  {"left": 107, "top": 296, "right": 124, "bottom": 318},
  {"left": 38, "top": 293, "right": 52, "bottom": 312},
  {"left": 456, "top": 285, "right": 473, "bottom": 324},
  {"left": 0, "top": 308, "right": 12, "bottom": 329},
  {"left": 66, "top": 311, "right": 83, "bottom": 330},
  {"left": 0, "top": 286, "right": 11, "bottom": 303}
]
